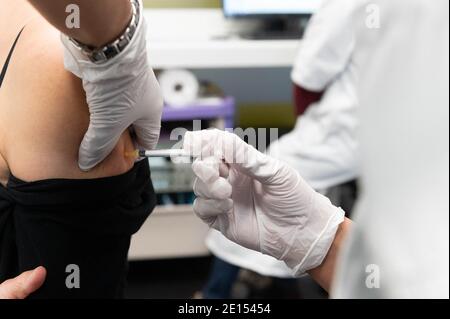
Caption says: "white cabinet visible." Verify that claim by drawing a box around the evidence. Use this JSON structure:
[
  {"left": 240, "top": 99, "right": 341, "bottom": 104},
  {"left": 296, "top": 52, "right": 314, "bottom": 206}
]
[{"left": 129, "top": 205, "right": 210, "bottom": 260}]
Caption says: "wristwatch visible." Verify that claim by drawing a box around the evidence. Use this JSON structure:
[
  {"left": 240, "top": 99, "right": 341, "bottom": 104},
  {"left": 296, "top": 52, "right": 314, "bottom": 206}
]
[{"left": 66, "top": 0, "right": 141, "bottom": 64}]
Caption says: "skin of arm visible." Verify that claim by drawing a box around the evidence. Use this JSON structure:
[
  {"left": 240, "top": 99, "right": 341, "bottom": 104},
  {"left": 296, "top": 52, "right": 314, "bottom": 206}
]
[
  {"left": 27, "top": 0, "right": 132, "bottom": 47},
  {"left": 308, "top": 218, "right": 353, "bottom": 293},
  {"left": 0, "top": 4, "right": 136, "bottom": 182}
]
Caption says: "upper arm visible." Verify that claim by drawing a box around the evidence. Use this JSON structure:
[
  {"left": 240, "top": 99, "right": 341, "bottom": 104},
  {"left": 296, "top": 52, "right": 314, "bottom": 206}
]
[{"left": 291, "top": 0, "right": 357, "bottom": 91}]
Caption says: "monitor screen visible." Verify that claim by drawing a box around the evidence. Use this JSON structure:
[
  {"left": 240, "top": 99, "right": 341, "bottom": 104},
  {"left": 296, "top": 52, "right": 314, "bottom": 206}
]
[{"left": 223, "top": 0, "right": 322, "bottom": 17}]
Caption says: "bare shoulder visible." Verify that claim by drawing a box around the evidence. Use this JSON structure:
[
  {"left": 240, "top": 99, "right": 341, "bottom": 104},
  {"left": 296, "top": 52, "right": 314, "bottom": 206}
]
[
  {"left": 0, "top": 18, "right": 135, "bottom": 181},
  {"left": 9, "top": 19, "right": 87, "bottom": 111}
]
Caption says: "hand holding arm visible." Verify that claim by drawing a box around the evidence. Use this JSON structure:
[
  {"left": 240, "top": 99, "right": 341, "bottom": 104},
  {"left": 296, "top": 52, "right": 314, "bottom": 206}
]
[{"left": 28, "top": 0, "right": 163, "bottom": 171}]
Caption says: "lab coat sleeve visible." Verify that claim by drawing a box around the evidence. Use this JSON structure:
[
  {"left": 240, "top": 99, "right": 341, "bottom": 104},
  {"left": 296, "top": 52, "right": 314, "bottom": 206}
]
[{"left": 291, "top": 0, "right": 356, "bottom": 91}]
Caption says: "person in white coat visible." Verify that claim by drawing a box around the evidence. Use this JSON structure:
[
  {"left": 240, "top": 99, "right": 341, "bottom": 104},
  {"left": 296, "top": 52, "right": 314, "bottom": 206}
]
[
  {"left": 202, "top": 0, "right": 360, "bottom": 298},
  {"left": 187, "top": 0, "right": 449, "bottom": 298}
]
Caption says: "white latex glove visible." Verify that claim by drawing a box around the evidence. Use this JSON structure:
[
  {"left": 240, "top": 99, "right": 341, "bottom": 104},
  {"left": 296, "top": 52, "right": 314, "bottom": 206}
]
[
  {"left": 184, "top": 129, "right": 345, "bottom": 276},
  {"left": 61, "top": 7, "right": 163, "bottom": 171}
]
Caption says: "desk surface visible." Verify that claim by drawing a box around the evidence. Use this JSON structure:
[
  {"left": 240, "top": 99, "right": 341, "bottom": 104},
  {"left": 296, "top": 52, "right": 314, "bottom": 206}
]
[{"left": 148, "top": 39, "right": 300, "bottom": 69}]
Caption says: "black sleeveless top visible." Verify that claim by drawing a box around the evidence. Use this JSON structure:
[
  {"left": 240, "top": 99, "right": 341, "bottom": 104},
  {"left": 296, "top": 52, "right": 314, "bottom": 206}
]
[{"left": 0, "top": 29, "right": 156, "bottom": 298}]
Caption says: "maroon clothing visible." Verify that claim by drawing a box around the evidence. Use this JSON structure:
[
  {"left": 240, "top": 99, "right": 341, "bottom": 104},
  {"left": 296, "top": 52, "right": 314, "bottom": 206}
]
[{"left": 293, "top": 84, "right": 324, "bottom": 117}]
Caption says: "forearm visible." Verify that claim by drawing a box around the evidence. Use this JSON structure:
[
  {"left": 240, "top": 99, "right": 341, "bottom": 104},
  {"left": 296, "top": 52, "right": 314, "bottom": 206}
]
[
  {"left": 308, "top": 217, "right": 353, "bottom": 293},
  {"left": 27, "top": 0, "right": 132, "bottom": 47}
]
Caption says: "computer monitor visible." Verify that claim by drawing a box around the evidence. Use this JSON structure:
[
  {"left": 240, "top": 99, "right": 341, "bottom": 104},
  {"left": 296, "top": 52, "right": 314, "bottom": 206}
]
[{"left": 223, "top": 0, "right": 322, "bottom": 18}]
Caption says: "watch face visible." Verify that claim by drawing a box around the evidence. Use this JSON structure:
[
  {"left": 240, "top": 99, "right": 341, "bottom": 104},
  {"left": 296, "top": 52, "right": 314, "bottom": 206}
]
[
  {"left": 118, "top": 38, "right": 129, "bottom": 51},
  {"left": 103, "top": 46, "right": 119, "bottom": 60},
  {"left": 91, "top": 51, "right": 105, "bottom": 63}
]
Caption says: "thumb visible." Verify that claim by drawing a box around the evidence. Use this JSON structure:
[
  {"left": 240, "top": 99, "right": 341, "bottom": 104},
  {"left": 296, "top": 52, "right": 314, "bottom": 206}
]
[
  {"left": 132, "top": 118, "right": 161, "bottom": 151},
  {"left": 0, "top": 267, "right": 47, "bottom": 299},
  {"left": 184, "top": 130, "right": 280, "bottom": 184},
  {"left": 78, "top": 121, "right": 125, "bottom": 171}
]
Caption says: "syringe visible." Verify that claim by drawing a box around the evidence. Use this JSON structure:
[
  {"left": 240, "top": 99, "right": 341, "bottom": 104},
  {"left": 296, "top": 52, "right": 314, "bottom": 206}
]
[{"left": 125, "top": 149, "right": 191, "bottom": 158}]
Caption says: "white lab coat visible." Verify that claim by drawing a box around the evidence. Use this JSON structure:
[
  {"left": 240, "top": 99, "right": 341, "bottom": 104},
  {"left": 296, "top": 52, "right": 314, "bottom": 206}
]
[
  {"left": 271, "top": 0, "right": 359, "bottom": 190},
  {"left": 206, "top": 0, "right": 359, "bottom": 278},
  {"left": 333, "top": 0, "right": 449, "bottom": 298}
]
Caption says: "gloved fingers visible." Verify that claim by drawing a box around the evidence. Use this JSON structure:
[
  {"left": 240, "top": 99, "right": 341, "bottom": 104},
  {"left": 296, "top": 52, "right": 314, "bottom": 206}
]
[
  {"left": 78, "top": 121, "right": 126, "bottom": 171},
  {"left": 193, "top": 176, "right": 232, "bottom": 200},
  {"left": 192, "top": 157, "right": 223, "bottom": 184},
  {"left": 219, "top": 161, "right": 230, "bottom": 178},
  {"left": 184, "top": 129, "right": 221, "bottom": 159},
  {"left": 133, "top": 71, "right": 164, "bottom": 151},
  {"left": 193, "top": 198, "right": 233, "bottom": 219},
  {"left": 133, "top": 117, "right": 161, "bottom": 151},
  {"left": 184, "top": 129, "right": 278, "bottom": 184}
]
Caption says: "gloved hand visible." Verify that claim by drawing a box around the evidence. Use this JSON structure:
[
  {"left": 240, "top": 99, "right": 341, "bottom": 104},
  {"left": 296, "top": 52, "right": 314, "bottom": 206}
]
[
  {"left": 61, "top": 12, "right": 163, "bottom": 171},
  {"left": 184, "top": 129, "right": 345, "bottom": 276}
]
